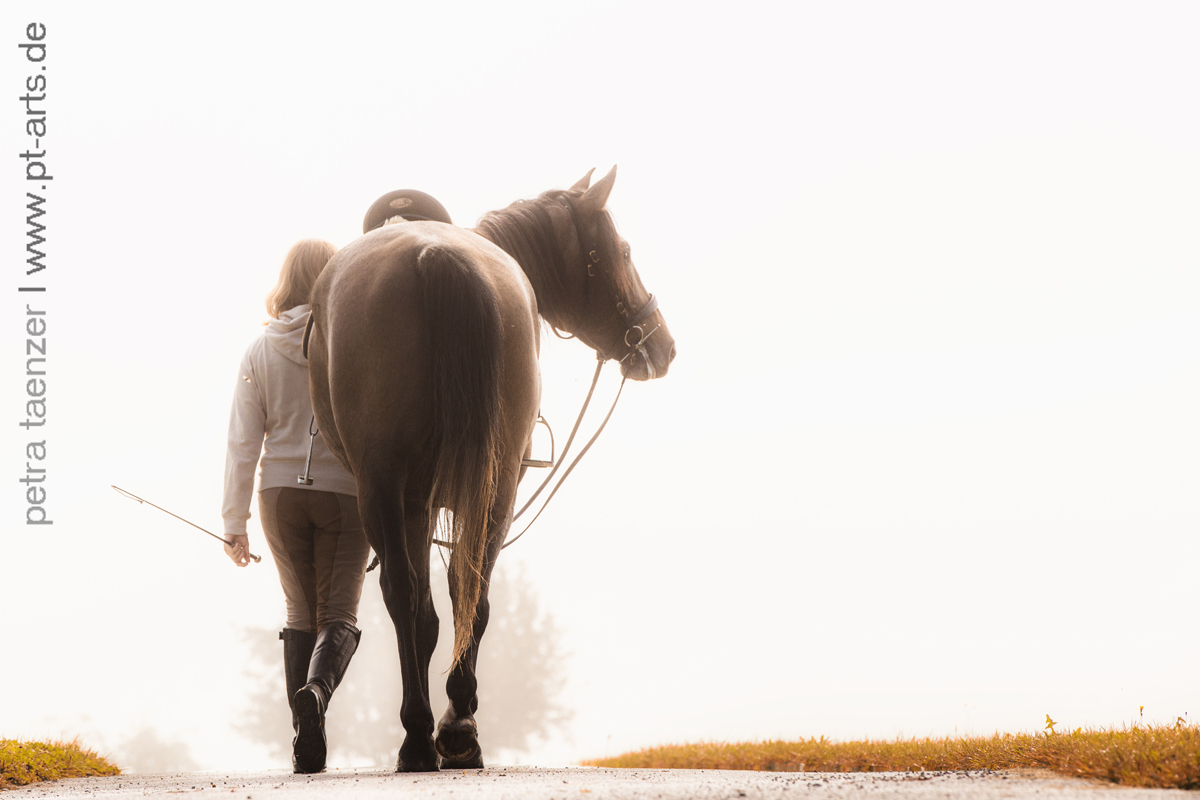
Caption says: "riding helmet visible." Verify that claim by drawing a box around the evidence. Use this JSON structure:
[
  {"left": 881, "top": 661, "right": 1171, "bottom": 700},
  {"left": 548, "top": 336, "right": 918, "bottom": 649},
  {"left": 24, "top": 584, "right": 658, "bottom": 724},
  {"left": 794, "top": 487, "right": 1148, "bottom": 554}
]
[{"left": 362, "top": 189, "right": 453, "bottom": 233}]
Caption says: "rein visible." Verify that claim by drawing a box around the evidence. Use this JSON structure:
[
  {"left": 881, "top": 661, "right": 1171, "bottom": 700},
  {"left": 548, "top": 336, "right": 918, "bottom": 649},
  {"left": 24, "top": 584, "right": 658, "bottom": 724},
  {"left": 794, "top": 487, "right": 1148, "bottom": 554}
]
[
  {"left": 501, "top": 353, "right": 624, "bottom": 549},
  {"left": 512, "top": 357, "right": 605, "bottom": 520}
]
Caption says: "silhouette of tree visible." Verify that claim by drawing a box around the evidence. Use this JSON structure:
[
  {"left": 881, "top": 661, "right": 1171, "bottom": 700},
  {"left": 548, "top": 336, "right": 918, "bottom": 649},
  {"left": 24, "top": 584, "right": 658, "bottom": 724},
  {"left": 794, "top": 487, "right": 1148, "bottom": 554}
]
[
  {"left": 112, "top": 727, "right": 201, "bottom": 774},
  {"left": 236, "top": 560, "right": 571, "bottom": 766}
]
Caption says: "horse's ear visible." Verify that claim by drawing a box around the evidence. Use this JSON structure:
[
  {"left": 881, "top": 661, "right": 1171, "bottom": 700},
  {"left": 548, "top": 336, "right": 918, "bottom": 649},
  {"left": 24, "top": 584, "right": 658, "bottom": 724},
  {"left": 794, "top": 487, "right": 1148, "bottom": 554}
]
[
  {"left": 570, "top": 168, "right": 595, "bottom": 192},
  {"left": 577, "top": 165, "right": 616, "bottom": 216}
]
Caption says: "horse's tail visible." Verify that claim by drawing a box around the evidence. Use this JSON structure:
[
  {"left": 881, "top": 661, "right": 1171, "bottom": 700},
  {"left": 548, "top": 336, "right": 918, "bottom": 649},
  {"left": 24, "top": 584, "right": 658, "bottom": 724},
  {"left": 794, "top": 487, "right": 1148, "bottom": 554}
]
[{"left": 417, "top": 244, "right": 503, "bottom": 667}]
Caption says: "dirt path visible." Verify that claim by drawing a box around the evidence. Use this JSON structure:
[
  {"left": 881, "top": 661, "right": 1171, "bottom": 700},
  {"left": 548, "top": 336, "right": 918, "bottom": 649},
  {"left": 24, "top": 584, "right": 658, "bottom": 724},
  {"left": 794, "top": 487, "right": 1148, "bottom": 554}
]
[{"left": 6, "top": 767, "right": 1186, "bottom": 800}]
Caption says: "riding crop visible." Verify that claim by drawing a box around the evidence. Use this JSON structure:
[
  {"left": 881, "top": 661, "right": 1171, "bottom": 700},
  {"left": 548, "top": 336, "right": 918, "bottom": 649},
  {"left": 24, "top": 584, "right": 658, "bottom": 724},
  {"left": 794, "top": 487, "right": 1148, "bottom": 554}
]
[{"left": 111, "top": 484, "right": 262, "bottom": 563}]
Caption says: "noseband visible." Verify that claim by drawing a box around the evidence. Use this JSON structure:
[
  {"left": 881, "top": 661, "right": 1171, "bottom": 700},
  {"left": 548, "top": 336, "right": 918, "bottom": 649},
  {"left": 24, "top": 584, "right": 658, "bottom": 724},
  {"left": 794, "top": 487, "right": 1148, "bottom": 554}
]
[{"left": 560, "top": 195, "right": 660, "bottom": 371}]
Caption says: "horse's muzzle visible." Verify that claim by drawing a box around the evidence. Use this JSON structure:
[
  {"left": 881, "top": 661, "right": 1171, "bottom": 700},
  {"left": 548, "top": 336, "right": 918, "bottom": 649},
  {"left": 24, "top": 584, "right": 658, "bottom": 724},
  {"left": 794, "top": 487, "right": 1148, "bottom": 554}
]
[{"left": 620, "top": 333, "right": 675, "bottom": 381}]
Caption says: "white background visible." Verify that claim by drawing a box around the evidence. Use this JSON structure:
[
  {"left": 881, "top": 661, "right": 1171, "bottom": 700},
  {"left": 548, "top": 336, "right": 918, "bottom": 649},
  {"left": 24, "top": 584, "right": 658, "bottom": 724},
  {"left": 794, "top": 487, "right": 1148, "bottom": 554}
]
[{"left": 1, "top": 1, "right": 1197, "bottom": 771}]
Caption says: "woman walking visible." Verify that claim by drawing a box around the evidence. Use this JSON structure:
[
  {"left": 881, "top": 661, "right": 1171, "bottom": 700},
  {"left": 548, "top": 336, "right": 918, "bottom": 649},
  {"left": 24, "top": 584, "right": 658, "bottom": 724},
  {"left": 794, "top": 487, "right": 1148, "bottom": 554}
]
[{"left": 221, "top": 238, "right": 369, "bottom": 774}]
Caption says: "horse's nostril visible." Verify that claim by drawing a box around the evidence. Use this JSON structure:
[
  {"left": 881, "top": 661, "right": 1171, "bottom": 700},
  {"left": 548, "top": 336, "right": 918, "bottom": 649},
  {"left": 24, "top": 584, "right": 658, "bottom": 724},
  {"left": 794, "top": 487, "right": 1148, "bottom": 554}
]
[{"left": 669, "top": 344, "right": 677, "bottom": 362}]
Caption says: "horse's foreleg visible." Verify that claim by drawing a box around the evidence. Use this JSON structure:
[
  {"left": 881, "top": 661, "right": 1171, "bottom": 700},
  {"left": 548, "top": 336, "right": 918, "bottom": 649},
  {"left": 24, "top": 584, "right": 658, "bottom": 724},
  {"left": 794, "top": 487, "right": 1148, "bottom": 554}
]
[
  {"left": 435, "top": 514, "right": 508, "bottom": 769},
  {"left": 363, "top": 474, "right": 439, "bottom": 773}
]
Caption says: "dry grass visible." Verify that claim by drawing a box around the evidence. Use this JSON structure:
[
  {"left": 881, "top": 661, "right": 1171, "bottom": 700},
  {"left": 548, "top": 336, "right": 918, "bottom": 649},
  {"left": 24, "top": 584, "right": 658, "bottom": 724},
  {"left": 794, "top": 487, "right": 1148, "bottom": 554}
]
[
  {"left": 0, "top": 739, "right": 120, "bottom": 790},
  {"left": 584, "top": 724, "right": 1200, "bottom": 790}
]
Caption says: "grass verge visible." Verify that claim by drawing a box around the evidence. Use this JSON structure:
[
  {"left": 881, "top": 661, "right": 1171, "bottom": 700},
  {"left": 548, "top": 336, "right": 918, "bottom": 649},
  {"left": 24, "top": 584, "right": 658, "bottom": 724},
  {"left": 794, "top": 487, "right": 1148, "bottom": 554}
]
[
  {"left": 584, "top": 725, "right": 1200, "bottom": 790},
  {"left": 0, "top": 739, "right": 120, "bottom": 790}
]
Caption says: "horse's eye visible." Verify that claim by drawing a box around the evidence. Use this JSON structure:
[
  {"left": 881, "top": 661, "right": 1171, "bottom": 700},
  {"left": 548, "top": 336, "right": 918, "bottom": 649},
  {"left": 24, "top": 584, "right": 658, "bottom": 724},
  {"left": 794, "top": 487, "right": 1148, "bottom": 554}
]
[{"left": 623, "top": 248, "right": 631, "bottom": 262}]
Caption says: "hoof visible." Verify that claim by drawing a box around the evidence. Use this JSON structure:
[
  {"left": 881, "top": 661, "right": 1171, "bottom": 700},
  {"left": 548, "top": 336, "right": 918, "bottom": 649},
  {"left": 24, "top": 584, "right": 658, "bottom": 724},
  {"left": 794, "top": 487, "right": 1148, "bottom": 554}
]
[
  {"left": 435, "top": 716, "right": 481, "bottom": 767},
  {"left": 395, "top": 737, "right": 439, "bottom": 773},
  {"left": 292, "top": 688, "right": 326, "bottom": 774},
  {"left": 438, "top": 751, "right": 484, "bottom": 770}
]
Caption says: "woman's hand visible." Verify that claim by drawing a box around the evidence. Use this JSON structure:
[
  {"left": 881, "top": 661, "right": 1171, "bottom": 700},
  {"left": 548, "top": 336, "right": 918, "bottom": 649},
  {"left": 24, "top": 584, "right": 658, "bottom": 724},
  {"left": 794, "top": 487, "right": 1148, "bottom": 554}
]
[{"left": 224, "top": 534, "right": 251, "bottom": 567}]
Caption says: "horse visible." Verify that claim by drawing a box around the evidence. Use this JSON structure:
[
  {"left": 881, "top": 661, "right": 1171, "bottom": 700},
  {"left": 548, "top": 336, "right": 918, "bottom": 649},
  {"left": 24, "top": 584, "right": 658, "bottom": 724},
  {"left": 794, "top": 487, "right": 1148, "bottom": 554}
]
[{"left": 305, "top": 166, "right": 675, "bottom": 771}]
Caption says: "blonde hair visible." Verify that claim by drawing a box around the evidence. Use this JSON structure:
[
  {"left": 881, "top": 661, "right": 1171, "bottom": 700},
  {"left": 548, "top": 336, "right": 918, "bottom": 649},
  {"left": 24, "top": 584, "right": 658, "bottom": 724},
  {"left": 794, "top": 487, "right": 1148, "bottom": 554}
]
[{"left": 266, "top": 238, "right": 338, "bottom": 318}]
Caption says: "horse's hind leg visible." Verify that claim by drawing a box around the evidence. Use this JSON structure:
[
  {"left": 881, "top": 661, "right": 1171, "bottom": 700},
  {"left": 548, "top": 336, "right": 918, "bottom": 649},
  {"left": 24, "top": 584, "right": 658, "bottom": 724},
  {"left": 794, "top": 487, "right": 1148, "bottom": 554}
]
[
  {"left": 361, "top": 470, "right": 440, "bottom": 773},
  {"left": 436, "top": 518, "right": 507, "bottom": 769}
]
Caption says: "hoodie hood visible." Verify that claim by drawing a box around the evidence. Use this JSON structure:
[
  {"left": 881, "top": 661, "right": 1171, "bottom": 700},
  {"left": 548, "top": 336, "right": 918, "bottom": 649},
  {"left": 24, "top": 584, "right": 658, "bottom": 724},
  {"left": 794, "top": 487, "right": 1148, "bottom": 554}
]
[{"left": 265, "top": 304, "right": 311, "bottom": 366}]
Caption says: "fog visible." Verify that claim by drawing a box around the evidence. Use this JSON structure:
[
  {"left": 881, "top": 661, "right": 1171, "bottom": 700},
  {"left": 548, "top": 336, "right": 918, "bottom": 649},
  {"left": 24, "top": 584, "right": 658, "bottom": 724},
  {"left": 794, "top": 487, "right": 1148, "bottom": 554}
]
[{"left": 1, "top": 1, "right": 1197, "bottom": 773}]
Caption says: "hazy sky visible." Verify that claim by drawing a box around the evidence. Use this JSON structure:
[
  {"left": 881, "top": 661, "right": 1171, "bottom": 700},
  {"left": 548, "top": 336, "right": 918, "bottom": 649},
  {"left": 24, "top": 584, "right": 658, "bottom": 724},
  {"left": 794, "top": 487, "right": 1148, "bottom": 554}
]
[{"left": 2, "top": 1, "right": 1197, "bottom": 771}]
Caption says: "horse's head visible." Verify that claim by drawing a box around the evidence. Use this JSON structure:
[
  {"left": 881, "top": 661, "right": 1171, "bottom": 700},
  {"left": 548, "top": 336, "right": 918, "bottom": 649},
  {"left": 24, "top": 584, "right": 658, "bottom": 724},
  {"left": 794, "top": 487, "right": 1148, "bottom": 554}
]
[{"left": 554, "top": 166, "right": 676, "bottom": 381}]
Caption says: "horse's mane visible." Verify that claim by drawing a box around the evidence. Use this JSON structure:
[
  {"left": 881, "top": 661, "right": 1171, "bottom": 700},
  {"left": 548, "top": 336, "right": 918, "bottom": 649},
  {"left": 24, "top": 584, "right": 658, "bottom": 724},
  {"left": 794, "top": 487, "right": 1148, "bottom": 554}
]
[{"left": 474, "top": 189, "right": 636, "bottom": 324}]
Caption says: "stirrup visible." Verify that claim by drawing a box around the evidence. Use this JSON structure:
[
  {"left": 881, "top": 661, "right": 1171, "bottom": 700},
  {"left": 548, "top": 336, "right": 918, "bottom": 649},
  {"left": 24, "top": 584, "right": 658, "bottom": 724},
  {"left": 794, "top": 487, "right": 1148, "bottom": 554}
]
[{"left": 520, "top": 415, "right": 555, "bottom": 468}]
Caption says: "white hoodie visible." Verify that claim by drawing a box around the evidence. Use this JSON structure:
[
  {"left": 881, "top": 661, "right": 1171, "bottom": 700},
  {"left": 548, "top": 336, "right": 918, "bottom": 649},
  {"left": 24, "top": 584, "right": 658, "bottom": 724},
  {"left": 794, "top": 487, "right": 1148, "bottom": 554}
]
[{"left": 222, "top": 305, "right": 358, "bottom": 537}]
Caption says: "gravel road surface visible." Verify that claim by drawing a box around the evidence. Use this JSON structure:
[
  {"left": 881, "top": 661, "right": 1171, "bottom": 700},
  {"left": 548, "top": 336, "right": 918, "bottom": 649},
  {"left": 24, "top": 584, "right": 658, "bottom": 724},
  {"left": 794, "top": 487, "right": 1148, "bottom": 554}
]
[{"left": 6, "top": 767, "right": 1187, "bottom": 800}]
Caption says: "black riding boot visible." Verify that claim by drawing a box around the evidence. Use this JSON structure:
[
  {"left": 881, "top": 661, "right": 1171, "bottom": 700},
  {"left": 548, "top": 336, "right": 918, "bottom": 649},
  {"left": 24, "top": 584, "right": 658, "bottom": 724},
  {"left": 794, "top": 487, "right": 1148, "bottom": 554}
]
[
  {"left": 280, "top": 628, "right": 318, "bottom": 745},
  {"left": 292, "top": 621, "right": 361, "bottom": 774}
]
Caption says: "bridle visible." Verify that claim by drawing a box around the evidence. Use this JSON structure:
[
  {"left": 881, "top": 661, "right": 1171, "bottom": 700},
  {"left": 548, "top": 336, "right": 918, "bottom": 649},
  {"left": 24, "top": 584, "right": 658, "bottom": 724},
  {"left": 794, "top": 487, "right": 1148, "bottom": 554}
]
[{"left": 559, "top": 194, "right": 661, "bottom": 376}]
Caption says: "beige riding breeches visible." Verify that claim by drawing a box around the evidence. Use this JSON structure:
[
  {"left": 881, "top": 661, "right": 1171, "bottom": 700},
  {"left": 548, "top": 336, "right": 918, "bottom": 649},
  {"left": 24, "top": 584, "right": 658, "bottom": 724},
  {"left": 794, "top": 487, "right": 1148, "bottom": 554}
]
[{"left": 258, "top": 487, "right": 370, "bottom": 632}]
